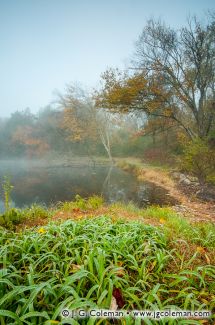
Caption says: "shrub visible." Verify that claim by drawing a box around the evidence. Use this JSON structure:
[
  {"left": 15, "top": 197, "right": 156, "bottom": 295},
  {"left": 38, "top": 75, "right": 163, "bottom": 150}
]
[
  {"left": 23, "top": 204, "right": 53, "bottom": 220},
  {"left": 181, "top": 138, "right": 215, "bottom": 184},
  {"left": 59, "top": 195, "right": 104, "bottom": 211},
  {"left": 0, "top": 208, "right": 23, "bottom": 230},
  {"left": 87, "top": 195, "right": 104, "bottom": 209}
]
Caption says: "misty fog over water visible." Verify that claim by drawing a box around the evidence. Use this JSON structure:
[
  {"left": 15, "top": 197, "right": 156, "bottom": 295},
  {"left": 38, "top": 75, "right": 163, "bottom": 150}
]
[{"left": 0, "top": 159, "right": 177, "bottom": 212}]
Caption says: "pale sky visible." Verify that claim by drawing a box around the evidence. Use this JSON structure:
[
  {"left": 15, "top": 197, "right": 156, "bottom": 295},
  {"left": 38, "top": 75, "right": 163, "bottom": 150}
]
[{"left": 0, "top": 0, "right": 214, "bottom": 116}]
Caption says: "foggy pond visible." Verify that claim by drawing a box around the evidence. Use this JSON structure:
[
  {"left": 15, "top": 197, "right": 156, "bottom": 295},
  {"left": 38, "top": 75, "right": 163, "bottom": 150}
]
[{"left": 0, "top": 160, "right": 177, "bottom": 212}]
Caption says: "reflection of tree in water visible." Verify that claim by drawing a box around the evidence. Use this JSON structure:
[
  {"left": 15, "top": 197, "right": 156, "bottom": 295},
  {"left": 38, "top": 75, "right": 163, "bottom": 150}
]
[
  {"left": 102, "top": 166, "right": 140, "bottom": 204},
  {"left": 102, "top": 166, "right": 112, "bottom": 195},
  {"left": 102, "top": 167, "right": 178, "bottom": 206},
  {"left": 0, "top": 161, "right": 178, "bottom": 209}
]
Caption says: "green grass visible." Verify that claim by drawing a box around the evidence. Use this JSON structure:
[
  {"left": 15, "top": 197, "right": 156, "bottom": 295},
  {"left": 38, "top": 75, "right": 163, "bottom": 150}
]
[
  {"left": 0, "top": 195, "right": 104, "bottom": 230},
  {"left": 116, "top": 158, "right": 170, "bottom": 172},
  {"left": 0, "top": 215, "right": 214, "bottom": 325},
  {"left": 0, "top": 204, "right": 54, "bottom": 230},
  {"left": 141, "top": 206, "right": 215, "bottom": 248},
  {"left": 58, "top": 195, "right": 104, "bottom": 211}
]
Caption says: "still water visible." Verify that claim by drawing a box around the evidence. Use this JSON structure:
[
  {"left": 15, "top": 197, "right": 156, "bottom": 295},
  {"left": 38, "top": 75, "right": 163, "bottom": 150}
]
[{"left": 0, "top": 160, "right": 177, "bottom": 212}]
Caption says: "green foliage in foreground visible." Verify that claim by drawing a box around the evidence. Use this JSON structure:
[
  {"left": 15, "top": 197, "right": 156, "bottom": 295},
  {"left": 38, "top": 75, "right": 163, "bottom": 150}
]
[
  {"left": 180, "top": 138, "right": 215, "bottom": 184},
  {"left": 0, "top": 204, "right": 53, "bottom": 230},
  {"left": 142, "top": 206, "right": 215, "bottom": 248},
  {"left": 0, "top": 216, "right": 214, "bottom": 324},
  {"left": 0, "top": 195, "right": 104, "bottom": 230},
  {"left": 58, "top": 194, "right": 104, "bottom": 211}
]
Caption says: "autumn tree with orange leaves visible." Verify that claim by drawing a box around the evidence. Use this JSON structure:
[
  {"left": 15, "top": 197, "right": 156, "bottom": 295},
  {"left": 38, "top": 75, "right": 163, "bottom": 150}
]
[
  {"left": 96, "top": 14, "right": 215, "bottom": 142},
  {"left": 12, "top": 126, "right": 50, "bottom": 158},
  {"left": 59, "top": 84, "right": 116, "bottom": 162}
]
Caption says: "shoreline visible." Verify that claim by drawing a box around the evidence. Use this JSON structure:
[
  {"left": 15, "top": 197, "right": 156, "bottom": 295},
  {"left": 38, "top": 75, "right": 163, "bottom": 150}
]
[{"left": 116, "top": 158, "right": 215, "bottom": 223}]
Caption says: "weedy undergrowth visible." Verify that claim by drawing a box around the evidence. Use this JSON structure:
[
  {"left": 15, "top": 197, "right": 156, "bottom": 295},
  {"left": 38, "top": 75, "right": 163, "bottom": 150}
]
[
  {"left": 0, "top": 177, "right": 54, "bottom": 230},
  {"left": 0, "top": 176, "right": 21, "bottom": 229},
  {"left": 58, "top": 194, "right": 104, "bottom": 211},
  {"left": 2, "top": 176, "right": 13, "bottom": 211},
  {"left": 0, "top": 216, "right": 214, "bottom": 324}
]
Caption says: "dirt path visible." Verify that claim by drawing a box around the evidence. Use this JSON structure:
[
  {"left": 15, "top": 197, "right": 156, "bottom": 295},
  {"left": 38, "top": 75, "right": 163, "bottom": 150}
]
[{"left": 137, "top": 166, "right": 215, "bottom": 223}]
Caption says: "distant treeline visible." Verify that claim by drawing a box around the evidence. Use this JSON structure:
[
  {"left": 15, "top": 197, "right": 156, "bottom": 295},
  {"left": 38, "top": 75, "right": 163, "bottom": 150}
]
[{"left": 0, "top": 105, "right": 179, "bottom": 162}]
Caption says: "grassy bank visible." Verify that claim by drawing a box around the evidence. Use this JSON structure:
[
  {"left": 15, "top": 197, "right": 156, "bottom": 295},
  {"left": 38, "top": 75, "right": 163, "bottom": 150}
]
[{"left": 0, "top": 197, "right": 215, "bottom": 324}]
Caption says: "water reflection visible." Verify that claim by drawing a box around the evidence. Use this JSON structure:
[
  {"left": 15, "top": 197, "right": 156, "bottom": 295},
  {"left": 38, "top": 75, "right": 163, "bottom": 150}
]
[{"left": 0, "top": 160, "right": 177, "bottom": 212}]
